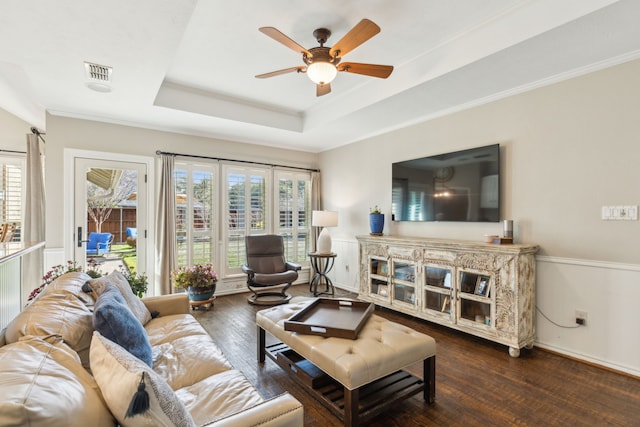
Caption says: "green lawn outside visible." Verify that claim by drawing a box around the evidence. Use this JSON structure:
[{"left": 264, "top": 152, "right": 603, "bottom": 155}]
[{"left": 110, "top": 244, "right": 137, "bottom": 272}]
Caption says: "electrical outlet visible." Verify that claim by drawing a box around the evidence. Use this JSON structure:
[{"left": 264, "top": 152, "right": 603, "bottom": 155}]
[{"left": 575, "top": 310, "right": 587, "bottom": 326}]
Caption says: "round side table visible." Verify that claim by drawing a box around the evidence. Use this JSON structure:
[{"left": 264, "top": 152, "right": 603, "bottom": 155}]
[{"left": 308, "top": 252, "right": 337, "bottom": 297}]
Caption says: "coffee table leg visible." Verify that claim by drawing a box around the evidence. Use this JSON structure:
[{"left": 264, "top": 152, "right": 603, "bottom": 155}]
[
  {"left": 344, "top": 387, "right": 360, "bottom": 427},
  {"left": 424, "top": 355, "right": 436, "bottom": 403},
  {"left": 257, "top": 325, "right": 266, "bottom": 363}
]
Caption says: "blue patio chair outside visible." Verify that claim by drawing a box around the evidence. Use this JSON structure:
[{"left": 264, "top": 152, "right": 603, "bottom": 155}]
[
  {"left": 86, "top": 232, "right": 113, "bottom": 256},
  {"left": 126, "top": 227, "right": 137, "bottom": 238}
]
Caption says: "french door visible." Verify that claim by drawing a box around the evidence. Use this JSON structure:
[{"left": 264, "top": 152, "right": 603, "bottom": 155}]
[{"left": 74, "top": 157, "right": 148, "bottom": 281}]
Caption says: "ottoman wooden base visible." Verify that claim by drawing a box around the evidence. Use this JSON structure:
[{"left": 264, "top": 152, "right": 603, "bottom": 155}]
[
  {"left": 257, "top": 303, "right": 437, "bottom": 427},
  {"left": 260, "top": 338, "right": 434, "bottom": 426}
]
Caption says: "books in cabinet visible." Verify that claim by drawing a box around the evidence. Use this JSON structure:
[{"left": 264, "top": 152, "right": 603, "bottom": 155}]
[
  {"left": 376, "top": 262, "right": 388, "bottom": 275},
  {"left": 475, "top": 277, "right": 490, "bottom": 297},
  {"left": 441, "top": 296, "right": 450, "bottom": 312}
]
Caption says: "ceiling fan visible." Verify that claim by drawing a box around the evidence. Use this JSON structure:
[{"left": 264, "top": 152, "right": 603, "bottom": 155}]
[{"left": 255, "top": 19, "right": 393, "bottom": 97}]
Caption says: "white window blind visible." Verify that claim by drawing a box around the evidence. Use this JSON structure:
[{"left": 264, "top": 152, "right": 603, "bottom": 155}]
[
  {"left": 171, "top": 159, "right": 311, "bottom": 279},
  {"left": 274, "top": 171, "right": 311, "bottom": 264},
  {"left": 0, "top": 156, "right": 25, "bottom": 241},
  {"left": 174, "top": 162, "right": 217, "bottom": 267},
  {"left": 223, "top": 165, "right": 269, "bottom": 275}
]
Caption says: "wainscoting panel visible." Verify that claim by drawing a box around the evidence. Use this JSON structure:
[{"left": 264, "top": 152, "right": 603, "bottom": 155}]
[
  {"left": 330, "top": 238, "right": 360, "bottom": 293},
  {"left": 0, "top": 257, "right": 21, "bottom": 330},
  {"left": 535, "top": 256, "right": 640, "bottom": 377}
]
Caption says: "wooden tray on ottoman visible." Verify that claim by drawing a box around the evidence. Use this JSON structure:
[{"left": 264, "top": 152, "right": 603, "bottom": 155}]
[{"left": 284, "top": 298, "right": 374, "bottom": 339}]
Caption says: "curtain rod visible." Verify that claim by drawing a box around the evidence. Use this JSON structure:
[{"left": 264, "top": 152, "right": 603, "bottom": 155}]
[
  {"left": 31, "top": 127, "right": 46, "bottom": 144},
  {"left": 155, "top": 150, "right": 319, "bottom": 173}
]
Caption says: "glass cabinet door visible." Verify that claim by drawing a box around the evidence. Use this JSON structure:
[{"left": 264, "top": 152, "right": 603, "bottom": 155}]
[
  {"left": 423, "top": 266, "right": 453, "bottom": 317},
  {"left": 457, "top": 271, "right": 493, "bottom": 327},
  {"left": 392, "top": 260, "right": 416, "bottom": 307},
  {"left": 368, "top": 256, "right": 390, "bottom": 300}
]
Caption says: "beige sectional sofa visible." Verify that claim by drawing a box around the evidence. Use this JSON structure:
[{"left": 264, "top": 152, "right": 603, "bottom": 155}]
[{"left": 0, "top": 271, "right": 303, "bottom": 426}]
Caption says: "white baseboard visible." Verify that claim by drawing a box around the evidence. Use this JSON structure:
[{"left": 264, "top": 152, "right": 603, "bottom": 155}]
[{"left": 534, "top": 341, "right": 639, "bottom": 378}]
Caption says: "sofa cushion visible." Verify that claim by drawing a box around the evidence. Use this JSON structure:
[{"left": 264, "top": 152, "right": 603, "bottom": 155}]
[
  {"left": 4, "top": 286, "right": 95, "bottom": 369},
  {"left": 90, "top": 332, "right": 196, "bottom": 427},
  {"left": 153, "top": 334, "right": 233, "bottom": 390},
  {"left": 174, "top": 369, "right": 264, "bottom": 426},
  {"left": 39, "top": 271, "right": 95, "bottom": 306},
  {"left": 145, "top": 314, "right": 210, "bottom": 347},
  {"left": 0, "top": 335, "right": 115, "bottom": 427},
  {"left": 93, "top": 283, "right": 153, "bottom": 367},
  {"left": 85, "top": 271, "right": 152, "bottom": 325}
]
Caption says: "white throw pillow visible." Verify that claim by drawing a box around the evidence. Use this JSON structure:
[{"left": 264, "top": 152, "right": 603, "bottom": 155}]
[
  {"left": 90, "top": 331, "right": 195, "bottom": 427},
  {"left": 86, "top": 271, "right": 152, "bottom": 325}
]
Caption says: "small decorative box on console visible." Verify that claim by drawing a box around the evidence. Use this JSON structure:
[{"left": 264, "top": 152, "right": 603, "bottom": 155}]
[{"left": 492, "top": 237, "right": 513, "bottom": 244}]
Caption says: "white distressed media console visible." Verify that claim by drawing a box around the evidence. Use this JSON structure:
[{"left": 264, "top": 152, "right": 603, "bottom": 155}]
[{"left": 357, "top": 235, "right": 538, "bottom": 357}]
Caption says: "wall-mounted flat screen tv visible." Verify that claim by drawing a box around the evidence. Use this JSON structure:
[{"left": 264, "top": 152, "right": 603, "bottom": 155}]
[{"left": 392, "top": 144, "right": 500, "bottom": 222}]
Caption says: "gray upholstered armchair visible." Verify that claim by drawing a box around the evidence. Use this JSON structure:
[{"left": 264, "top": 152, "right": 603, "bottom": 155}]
[{"left": 241, "top": 234, "right": 302, "bottom": 305}]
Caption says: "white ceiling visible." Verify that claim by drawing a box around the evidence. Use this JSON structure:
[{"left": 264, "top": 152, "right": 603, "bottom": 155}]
[{"left": 1, "top": 0, "right": 640, "bottom": 153}]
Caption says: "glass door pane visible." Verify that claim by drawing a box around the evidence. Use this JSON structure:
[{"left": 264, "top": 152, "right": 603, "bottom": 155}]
[
  {"left": 369, "top": 257, "right": 389, "bottom": 299},
  {"left": 423, "top": 266, "right": 452, "bottom": 315},
  {"left": 392, "top": 260, "right": 416, "bottom": 306},
  {"left": 75, "top": 158, "right": 146, "bottom": 283},
  {"left": 458, "top": 271, "right": 492, "bottom": 326}
]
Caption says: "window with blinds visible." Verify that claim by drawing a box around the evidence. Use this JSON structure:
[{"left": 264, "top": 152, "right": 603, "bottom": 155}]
[
  {"left": 173, "top": 161, "right": 311, "bottom": 279},
  {"left": 223, "top": 165, "right": 269, "bottom": 274},
  {"left": 174, "top": 163, "right": 217, "bottom": 267},
  {"left": 274, "top": 171, "right": 310, "bottom": 264},
  {"left": 0, "top": 156, "right": 25, "bottom": 242}
]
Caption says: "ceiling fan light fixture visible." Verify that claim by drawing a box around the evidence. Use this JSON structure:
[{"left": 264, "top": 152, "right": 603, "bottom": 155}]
[
  {"left": 257, "top": 20, "right": 391, "bottom": 96},
  {"left": 307, "top": 61, "right": 337, "bottom": 85}
]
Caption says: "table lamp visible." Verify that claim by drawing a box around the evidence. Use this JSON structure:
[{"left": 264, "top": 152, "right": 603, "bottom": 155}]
[{"left": 312, "top": 210, "right": 338, "bottom": 254}]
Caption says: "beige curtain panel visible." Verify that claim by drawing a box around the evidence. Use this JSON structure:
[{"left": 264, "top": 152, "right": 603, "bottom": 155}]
[
  {"left": 155, "top": 154, "right": 177, "bottom": 295},
  {"left": 24, "top": 133, "right": 46, "bottom": 298}
]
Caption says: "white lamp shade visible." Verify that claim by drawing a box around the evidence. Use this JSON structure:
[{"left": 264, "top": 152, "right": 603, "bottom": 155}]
[
  {"left": 312, "top": 210, "right": 338, "bottom": 227},
  {"left": 307, "top": 62, "right": 338, "bottom": 85}
]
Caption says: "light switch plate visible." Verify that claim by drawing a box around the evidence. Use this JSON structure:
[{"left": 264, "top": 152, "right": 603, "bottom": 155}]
[{"left": 602, "top": 205, "right": 638, "bottom": 220}]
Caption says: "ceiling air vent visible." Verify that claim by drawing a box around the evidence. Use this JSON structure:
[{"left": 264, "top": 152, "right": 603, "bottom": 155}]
[{"left": 84, "top": 61, "right": 113, "bottom": 92}]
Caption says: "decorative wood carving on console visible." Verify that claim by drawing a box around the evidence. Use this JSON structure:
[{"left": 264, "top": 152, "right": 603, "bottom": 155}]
[{"left": 357, "top": 235, "right": 538, "bottom": 357}]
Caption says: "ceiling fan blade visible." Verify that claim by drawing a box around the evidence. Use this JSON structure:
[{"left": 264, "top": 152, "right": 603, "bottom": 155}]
[
  {"left": 337, "top": 62, "right": 393, "bottom": 78},
  {"left": 259, "top": 27, "right": 310, "bottom": 56},
  {"left": 316, "top": 83, "right": 331, "bottom": 97},
  {"left": 329, "top": 19, "right": 380, "bottom": 58},
  {"left": 255, "top": 66, "right": 305, "bottom": 79}
]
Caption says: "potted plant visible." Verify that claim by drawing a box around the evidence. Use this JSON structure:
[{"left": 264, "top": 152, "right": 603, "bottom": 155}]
[
  {"left": 171, "top": 263, "right": 218, "bottom": 301},
  {"left": 118, "top": 265, "right": 148, "bottom": 298},
  {"left": 370, "top": 206, "right": 384, "bottom": 235}
]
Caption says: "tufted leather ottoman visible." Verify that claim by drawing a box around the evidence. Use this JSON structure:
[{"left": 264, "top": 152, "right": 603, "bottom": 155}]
[{"left": 257, "top": 299, "right": 436, "bottom": 426}]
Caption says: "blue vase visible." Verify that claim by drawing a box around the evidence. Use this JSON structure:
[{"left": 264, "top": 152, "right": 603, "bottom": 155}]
[
  {"left": 369, "top": 213, "right": 384, "bottom": 235},
  {"left": 187, "top": 284, "right": 216, "bottom": 301}
]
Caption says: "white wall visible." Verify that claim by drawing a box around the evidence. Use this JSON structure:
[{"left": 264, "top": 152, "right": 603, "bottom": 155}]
[
  {"left": 321, "top": 59, "right": 640, "bottom": 376},
  {"left": 0, "top": 108, "right": 32, "bottom": 152}
]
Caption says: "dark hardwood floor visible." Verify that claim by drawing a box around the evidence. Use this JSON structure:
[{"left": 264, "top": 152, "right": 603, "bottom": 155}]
[{"left": 192, "top": 285, "right": 639, "bottom": 426}]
